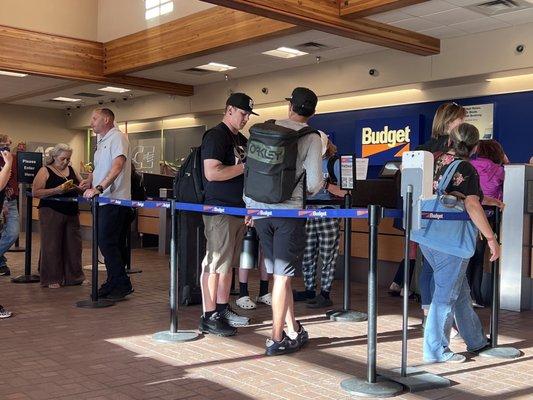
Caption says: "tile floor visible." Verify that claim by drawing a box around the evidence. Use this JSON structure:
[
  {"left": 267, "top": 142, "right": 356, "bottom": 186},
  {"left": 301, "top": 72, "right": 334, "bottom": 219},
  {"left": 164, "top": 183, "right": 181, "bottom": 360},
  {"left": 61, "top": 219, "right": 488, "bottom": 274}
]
[{"left": 0, "top": 238, "right": 531, "bottom": 400}]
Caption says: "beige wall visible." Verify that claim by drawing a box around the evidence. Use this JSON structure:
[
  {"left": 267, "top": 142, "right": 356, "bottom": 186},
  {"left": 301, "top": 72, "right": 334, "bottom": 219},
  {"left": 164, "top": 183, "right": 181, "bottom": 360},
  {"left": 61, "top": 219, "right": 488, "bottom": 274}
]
[
  {"left": 97, "top": 0, "right": 215, "bottom": 42},
  {"left": 0, "top": 0, "right": 98, "bottom": 40},
  {"left": 0, "top": 104, "right": 86, "bottom": 169}
]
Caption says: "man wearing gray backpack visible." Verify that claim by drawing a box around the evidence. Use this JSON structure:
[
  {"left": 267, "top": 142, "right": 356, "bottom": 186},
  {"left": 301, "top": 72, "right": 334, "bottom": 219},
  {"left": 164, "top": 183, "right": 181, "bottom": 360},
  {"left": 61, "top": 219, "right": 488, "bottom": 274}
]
[{"left": 244, "top": 87, "right": 324, "bottom": 356}]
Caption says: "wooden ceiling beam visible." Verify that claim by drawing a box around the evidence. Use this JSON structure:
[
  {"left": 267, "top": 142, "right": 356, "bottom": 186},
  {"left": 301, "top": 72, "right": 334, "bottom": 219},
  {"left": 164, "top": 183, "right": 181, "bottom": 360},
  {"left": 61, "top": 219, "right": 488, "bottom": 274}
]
[
  {"left": 339, "top": 0, "right": 429, "bottom": 19},
  {"left": 103, "top": 7, "right": 302, "bottom": 76},
  {"left": 0, "top": 25, "right": 193, "bottom": 96},
  {"left": 201, "top": 0, "right": 439, "bottom": 56}
]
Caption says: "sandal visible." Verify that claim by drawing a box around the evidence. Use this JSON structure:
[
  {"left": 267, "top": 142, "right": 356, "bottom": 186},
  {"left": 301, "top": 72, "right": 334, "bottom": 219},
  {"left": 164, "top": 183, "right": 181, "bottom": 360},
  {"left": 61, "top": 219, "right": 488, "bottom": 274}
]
[
  {"left": 236, "top": 296, "right": 257, "bottom": 310},
  {"left": 256, "top": 293, "right": 272, "bottom": 306}
]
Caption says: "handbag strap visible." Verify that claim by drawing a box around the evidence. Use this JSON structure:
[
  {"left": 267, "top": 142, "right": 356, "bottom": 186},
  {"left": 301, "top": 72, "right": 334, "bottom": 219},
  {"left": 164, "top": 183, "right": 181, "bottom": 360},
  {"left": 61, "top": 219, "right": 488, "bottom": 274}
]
[{"left": 437, "top": 159, "right": 463, "bottom": 195}]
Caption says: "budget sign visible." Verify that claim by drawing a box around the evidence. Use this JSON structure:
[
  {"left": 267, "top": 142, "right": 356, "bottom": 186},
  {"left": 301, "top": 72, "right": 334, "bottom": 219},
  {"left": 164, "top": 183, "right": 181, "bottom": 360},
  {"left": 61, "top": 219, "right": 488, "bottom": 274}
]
[{"left": 356, "top": 116, "right": 420, "bottom": 165}]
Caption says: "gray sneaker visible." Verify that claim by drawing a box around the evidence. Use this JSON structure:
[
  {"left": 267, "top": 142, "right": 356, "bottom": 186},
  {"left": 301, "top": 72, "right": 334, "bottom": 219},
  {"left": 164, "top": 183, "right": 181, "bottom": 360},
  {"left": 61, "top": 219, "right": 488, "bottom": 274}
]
[
  {"left": 220, "top": 305, "right": 250, "bottom": 327},
  {"left": 0, "top": 305, "right": 12, "bottom": 319}
]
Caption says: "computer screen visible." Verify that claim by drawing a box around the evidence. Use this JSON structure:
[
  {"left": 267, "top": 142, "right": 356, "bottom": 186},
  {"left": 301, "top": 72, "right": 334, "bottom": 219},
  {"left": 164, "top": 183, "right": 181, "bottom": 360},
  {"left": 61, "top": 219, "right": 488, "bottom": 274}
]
[{"left": 379, "top": 161, "right": 402, "bottom": 178}]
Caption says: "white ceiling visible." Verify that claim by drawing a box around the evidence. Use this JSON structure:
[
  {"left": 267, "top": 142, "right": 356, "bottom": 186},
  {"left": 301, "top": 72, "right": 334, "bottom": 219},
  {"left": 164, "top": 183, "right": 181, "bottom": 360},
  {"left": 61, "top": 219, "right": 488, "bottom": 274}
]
[{"left": 1, "top": 0, "right": 533, "bottom": 109}]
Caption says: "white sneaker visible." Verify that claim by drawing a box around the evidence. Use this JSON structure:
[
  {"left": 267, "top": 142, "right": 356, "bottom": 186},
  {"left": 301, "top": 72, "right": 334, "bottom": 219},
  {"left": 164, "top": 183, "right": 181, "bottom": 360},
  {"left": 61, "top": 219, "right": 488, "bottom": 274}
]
[
  {"left": 236, "top": 296, "right": 257, "bottom": 310},
  {"left": 256, "top": 293, "right": 272, "bottom": 306}
]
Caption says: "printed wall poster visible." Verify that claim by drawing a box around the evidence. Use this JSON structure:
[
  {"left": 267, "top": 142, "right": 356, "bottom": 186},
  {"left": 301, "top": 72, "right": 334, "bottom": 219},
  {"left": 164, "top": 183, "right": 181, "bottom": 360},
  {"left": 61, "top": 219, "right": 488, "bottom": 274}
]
[{"left": 464, "top": 103, "right": 494, "bottom": 140}]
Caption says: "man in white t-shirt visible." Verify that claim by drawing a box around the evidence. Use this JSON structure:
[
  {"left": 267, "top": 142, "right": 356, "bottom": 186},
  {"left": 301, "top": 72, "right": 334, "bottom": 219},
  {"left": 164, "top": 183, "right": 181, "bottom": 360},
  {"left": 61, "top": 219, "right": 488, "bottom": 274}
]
[{"left": 82, "top": 108, "right": 133, "bottom": 300}]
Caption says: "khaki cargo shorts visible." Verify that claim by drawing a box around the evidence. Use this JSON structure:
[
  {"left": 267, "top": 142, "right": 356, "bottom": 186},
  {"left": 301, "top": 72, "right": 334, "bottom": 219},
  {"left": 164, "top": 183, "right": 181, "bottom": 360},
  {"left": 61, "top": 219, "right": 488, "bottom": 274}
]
[{"left": 202, "top": 214, "right": 246, "bottom": 274}]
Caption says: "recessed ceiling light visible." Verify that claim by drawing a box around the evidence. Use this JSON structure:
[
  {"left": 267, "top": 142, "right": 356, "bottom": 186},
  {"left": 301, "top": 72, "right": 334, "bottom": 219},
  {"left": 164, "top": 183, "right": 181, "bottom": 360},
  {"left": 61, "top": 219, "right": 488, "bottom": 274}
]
[
  {"left": 98, "top": 86, "right": 131, "bottom": 93},
  {"left": 262, "top": 47, "right": 309, "bottom": 59},
  {"left": 195, "top": 62, "right": 236, "bottom": 72},
  {"left": 0, "top": 70, "right": 28, "bottom": 77},
  {"left": 52, "top": 97, "right": 82, "bottom": 102}
]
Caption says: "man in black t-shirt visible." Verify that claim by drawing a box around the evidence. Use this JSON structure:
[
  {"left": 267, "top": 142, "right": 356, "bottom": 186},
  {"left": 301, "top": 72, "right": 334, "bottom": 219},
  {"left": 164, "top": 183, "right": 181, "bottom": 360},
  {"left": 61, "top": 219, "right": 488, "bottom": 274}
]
[{"left": 198, "top": 93, "right": 258, "bottom": 336}]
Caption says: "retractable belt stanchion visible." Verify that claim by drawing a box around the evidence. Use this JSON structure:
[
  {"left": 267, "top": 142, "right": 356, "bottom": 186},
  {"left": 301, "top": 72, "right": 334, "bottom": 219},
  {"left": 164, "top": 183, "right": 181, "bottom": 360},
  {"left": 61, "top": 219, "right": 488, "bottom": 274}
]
[
  {"left": 153, "top": 199, "right": 199, "bottom": 343},
  {"left": 341, "top": 204, "right": 403, "bottom": 398},
  {"left": 326, "top": 191, "right": 367, "bottom": 322},
  {"left": 11, "top": 190, "right": 39, "bottom": 283},
  {"left": 477, "top": 207, "right": 521, "bottom": 359},
  {"left": 76, "top": 196, "right": 114, "bottom": 308},
  {"left": 383, "top": 186, "right": 450, "bottom": 392}
]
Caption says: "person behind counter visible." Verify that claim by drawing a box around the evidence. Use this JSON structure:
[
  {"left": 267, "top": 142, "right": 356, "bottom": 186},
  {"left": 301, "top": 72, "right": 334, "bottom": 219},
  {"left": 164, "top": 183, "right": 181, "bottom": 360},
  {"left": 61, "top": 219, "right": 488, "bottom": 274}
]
[{"left": 33, "top": 143, "right": 85, "bottom": 289}]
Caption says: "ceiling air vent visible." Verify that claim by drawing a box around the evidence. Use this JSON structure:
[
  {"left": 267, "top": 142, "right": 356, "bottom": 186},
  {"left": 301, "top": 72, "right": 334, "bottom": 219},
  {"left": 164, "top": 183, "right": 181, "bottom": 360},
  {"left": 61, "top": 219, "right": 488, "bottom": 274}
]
[
  {"left": 74, "top": 92, "right": 103, "bottom": 98},
  {"left": 467, "top": 0, "right": 533, "bottom": 16},
  {"left": 179, "top": 67, "right": 215, "bottom": 75},
  {"left": 294, "top": 42, "right": 337, "bottom": 53}
]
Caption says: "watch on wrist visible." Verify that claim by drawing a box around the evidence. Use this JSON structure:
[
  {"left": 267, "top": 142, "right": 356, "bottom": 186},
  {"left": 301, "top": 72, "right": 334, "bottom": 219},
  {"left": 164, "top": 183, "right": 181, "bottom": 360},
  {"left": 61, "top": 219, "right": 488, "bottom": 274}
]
[{"left": 95, "top": 185, "right": 104, "bottom": 194}]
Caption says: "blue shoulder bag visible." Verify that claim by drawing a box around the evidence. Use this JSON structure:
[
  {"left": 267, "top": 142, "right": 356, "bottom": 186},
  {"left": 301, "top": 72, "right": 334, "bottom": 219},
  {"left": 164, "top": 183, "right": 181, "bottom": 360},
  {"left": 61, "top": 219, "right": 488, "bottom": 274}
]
[{"left": 411, "top": 160, "right": 478, "bottom": 259}]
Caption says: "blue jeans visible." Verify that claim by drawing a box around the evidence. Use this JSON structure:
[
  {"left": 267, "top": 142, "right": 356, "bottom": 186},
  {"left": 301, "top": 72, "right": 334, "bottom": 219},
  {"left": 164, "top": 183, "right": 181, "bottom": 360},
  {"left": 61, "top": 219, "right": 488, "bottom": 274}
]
[
  {"left": 420, "top": 245, "right": 487, "bottom": 362},
  {"left": 419, "top": 257, "right": 434, "bottom": 309},
  {"left": 0, "top": 199, "right": 20, "bottom": 267}
]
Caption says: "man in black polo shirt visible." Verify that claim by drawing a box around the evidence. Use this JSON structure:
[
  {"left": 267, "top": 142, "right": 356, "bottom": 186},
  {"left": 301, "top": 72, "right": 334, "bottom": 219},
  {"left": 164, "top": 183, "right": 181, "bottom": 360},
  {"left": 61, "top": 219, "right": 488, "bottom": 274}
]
[{"left": 198, "top": 93, "right": 257, "bottom": 336}]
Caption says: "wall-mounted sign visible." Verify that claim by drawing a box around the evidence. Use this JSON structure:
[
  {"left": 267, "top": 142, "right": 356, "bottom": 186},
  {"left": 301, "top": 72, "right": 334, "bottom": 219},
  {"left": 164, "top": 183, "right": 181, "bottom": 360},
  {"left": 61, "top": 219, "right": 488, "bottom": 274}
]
[
  {"left": 17, "top": 151, "right": 43, "bottom": 183},
  {"left": 464, "top": 103, "right": 494, "bottom": 140},
  {"left": 355, "top": 116, "right": 420, "bottom": 165}
]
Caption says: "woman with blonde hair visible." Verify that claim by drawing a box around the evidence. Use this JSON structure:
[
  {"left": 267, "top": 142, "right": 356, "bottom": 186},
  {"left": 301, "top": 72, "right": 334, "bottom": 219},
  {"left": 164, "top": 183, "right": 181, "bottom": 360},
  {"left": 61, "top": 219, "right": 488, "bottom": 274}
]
[
  {"left": 33, "top": 143, "right": 85, "bottom": 288},
  {"left": 418, "top": 102, "right": 467, "bottom": 153}
]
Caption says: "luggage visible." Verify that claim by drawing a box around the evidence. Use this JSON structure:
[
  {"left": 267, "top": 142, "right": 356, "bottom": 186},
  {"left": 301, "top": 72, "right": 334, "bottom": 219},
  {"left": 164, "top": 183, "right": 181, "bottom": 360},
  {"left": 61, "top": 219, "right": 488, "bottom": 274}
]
[
  {"left": 244, "top": 120, "right": 318, "bottom": 204},
  {"left": 177, "top": 210, "right": 204, "bottom": 305},
  {"left": 173, "top": 146, "right": 204, "bottom": 204}
]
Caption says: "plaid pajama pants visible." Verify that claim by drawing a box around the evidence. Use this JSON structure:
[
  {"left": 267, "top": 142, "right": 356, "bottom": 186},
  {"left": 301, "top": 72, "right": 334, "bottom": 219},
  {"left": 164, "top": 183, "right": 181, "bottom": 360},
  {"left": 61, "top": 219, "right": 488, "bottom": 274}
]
[{"left": 301, "top": 217, "right": 340, "bottom": 292}]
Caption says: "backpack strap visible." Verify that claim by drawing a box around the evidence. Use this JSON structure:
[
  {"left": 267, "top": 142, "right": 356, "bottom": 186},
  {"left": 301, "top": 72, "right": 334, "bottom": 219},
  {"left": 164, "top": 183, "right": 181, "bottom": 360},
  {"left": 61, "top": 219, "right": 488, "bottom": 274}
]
[
  {"left": 296, "top": 126, "right": 319, "bottom": 137},
  {"left": 437, "top": 160, "right": 463, "bottom": 195},
  {"left": 327, "top": 155, "right": 339, "bottom": 184}
]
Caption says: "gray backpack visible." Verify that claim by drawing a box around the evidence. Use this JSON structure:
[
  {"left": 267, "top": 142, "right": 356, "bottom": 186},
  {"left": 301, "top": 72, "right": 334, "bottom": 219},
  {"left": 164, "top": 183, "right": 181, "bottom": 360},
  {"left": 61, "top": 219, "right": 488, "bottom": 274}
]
[{"left": 244, "top": 120, "right": 318, "bottom": 204}]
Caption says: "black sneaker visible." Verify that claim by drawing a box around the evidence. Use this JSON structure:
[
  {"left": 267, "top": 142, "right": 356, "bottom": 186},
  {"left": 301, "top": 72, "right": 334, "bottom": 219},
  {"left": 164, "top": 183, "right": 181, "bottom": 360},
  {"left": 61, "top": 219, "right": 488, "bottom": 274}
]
[
  {"left": 199, "top": 312, "right": 237, "bottom": 336},
  {"left": 97, "top": 282, "right": 112, "bottom": 298},
  {"left": 219, "top": 305, "right": 250, "bottom": 327},
  {"left": 0, "top": 266, "right": 10, "bottom": 276},
  {"left": 265, "top": 331, "right": 300, "bottom": 356},
  {"left": 103, "top": 286, "right": 134, "bottom": 301},
  {"left": 306, "top": 294, "right": 333, "bottom": 309},
  {"left": 293, "top": 289, "right": 315, "bottom": 302},
  {"left": 288, "top": 322, "right": 309, "bottom": 348}
]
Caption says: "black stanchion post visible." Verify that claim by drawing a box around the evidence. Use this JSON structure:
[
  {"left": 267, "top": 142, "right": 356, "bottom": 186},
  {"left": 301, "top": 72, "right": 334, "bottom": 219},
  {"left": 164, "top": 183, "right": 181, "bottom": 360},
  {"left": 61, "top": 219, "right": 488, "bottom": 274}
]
[
  {"left": 76, "top": 196, "right": 114, "bottom": 308},
  {"left": 383, "top": 186, "right": 451, "bottom": 392},
  {"left": 153, "top": 199, "right": 198, "bottom": 342},
  {"left": 11, "top": 190, "right": 39, "bottom": 283},
  {"left": 230, "top": 267, "right": 239, "bottom": 296},
  {"left": 491, "top": 206, "right": 500, "bottom": 348},
  {"left": 341, "top": 205, "right": 403, "bottom": 397},
  {"left": 326, "top": 192, "right": 367, "bottom": 322},
  {"left": 478, "top": 206, "right": 521, "bottom": 359},
  {"left": 401, "top": 185, "right": 413, "bottom": 377}
]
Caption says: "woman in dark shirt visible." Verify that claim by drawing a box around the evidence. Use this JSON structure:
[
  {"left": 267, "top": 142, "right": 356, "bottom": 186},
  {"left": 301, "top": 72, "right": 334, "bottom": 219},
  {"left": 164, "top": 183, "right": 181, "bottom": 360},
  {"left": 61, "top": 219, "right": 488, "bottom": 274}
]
[
  {"left": 33, "top": 144, "right": 85, "bottom": 288},
  {"left": 419, "top": 123, "right": 499, "bottom": 363}
]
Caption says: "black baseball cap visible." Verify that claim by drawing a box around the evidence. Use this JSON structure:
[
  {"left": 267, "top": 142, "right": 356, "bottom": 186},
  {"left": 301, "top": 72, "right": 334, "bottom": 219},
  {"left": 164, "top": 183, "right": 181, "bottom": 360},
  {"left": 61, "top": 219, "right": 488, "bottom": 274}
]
[
  {"left": 285, "top": 87, "right": 318, "bottom": 114},
  {"left": 226, "top": 93, "right": 259, "bottom": 116}
]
